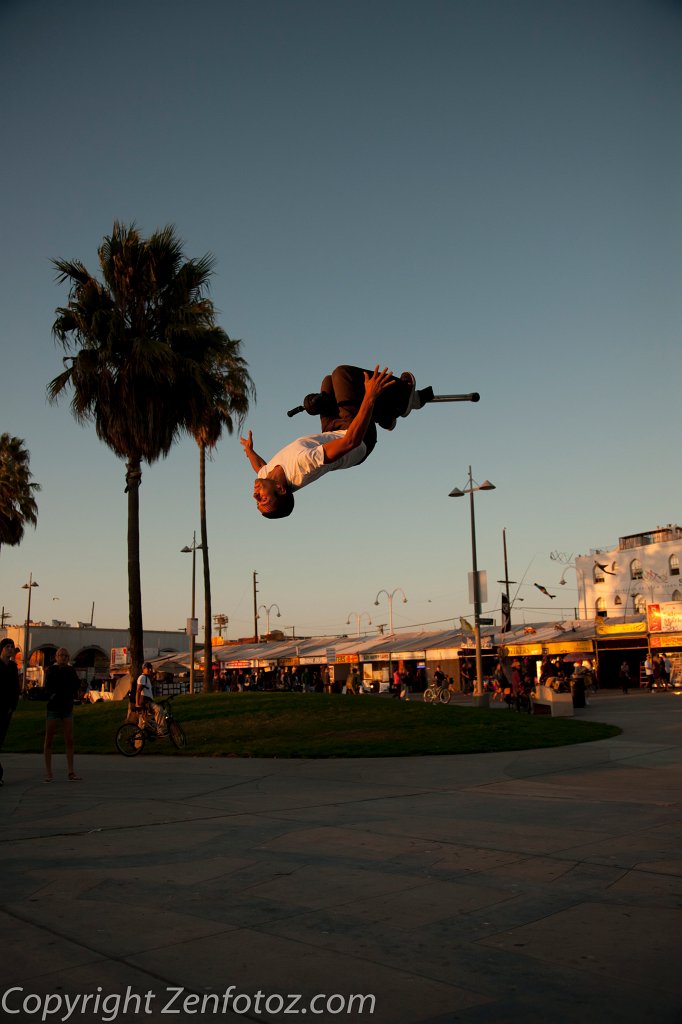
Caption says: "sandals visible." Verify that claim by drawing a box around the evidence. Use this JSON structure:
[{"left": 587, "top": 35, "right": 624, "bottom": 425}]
[{"left": 68, "top": 773, "right": 83, "bottom": 782}]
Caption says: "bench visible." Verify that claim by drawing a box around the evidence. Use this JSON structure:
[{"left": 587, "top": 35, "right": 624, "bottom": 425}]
[{"left": 531, "top": 683, "right": 574, "bottom": 717}]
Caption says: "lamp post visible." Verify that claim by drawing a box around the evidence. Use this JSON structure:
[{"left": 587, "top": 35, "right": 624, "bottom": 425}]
[
  {"left": 346, "top": 611, "right": 372, "bottom": 636},
  {"left": 181, "top": 533, "right": 203, "bottom": 695},
  {"left": 374, "top": 588, "right": 407, "bottom": 692},
  {"left": 449, "top": 467, "right": 496, "bottom": 707},
  {"left": 374, "top": 588, "right": 407, "bottom": 636},
  {"left": 21, "top": 573, "right": 39, "bottom": 690},
  {"left": 258, "top": 603, "right": 281, "bottom": 638}
]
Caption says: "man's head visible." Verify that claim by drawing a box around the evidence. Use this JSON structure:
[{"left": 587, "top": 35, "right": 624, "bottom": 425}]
[
  {"left": 252, "top": 477, "right": 295, "bottom": 519},
  {"left": 0, "top": 638, "right": 16, "bottom": 661},
  {"left": 55, "top": 647, "right": 69, "bottom": 664},
  {"left": 142, "top": 662, "right": 153, "bottom": 674}
]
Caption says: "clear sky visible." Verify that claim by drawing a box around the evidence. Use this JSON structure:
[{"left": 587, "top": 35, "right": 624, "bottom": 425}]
[{"left": 1, "top": 0, "right": 680, "bottom": 641}]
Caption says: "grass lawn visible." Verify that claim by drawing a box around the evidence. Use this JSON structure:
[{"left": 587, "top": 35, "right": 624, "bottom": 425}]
[{"left": 5, "top": 692, "right": 621, "bottom": 758}]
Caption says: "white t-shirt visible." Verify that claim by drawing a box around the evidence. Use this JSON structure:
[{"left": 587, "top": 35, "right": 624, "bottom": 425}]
[
  {"left": 137, "top": 673, "right": 153, "bottom": 701},
  {"left": 257, "top": 432, "right": 367, "bottom": 491}
]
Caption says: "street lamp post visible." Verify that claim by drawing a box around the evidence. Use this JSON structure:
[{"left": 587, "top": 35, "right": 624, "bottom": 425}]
[
  {"left": 21, "top": 573, "right": 39, "bottom": 690},
  {"left": 449, "top": 467, "right": 496, "bottom": 707},
  {"left": 258, "top": 603, "right": 281, "bottom": 638},
  {"left": 181, "top": 533, "right": 203, "bottom": 695},
  {"left": 374, "top": 588, "right": 407, "bottom": 636},
  {"left": 346, "top": 611, "right": 372, "bottom": 636},
  {"left": 374, "top": 588, "right": 407, "bottom": 693}
]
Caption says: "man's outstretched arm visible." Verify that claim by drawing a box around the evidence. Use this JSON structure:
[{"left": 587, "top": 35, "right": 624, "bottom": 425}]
[
  {"left": 322, "top": 366, "right": 395, "bottom": 464},
  {"left": 240, "top": 430, "right": 267, "bottom": 472}
]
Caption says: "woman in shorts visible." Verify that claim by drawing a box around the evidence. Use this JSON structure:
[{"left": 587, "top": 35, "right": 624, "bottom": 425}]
[{"left": 43, "top": 647, "right": 82, "bottom": 782}]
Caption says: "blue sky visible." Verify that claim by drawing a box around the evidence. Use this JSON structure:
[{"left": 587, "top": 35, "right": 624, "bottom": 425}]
[{"left": 1, "top": 0, "right": 680, "bottom": 640}]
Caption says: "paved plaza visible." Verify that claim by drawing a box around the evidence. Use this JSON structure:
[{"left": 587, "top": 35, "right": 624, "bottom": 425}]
[{"left": 1, "top": 691, "right": 681, "bottom": 1024}]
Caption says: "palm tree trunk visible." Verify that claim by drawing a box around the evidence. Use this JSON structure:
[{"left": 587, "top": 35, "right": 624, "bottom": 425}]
[
  {"left": 199, "top": 443, "right": 212, "bottom": 693},
  {"left": 126, "top": 457, "right": 144, "bottom": 684}
]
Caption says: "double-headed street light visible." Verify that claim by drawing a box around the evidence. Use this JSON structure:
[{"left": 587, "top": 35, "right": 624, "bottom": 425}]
[
  {"left": 449, "top": 467, "right": 496, "bottom": 707},
  {"left": 21, "top": 573, "right": 38, "bottom": 690},
  {"left": 181, "top": 533, "right": 203, "bottom": 695},
  {"left": 346, "top": 611, "right": 372, "bottom": 636},
  {"left": 258, "top": 603, "right": 281, "bottom": 638},
  {"left": 374, "top": 588, "right": 407, "bottom": 636}
]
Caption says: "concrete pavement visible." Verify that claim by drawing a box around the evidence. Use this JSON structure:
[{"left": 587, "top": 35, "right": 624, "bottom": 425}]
[{"left": 1, "top": 691, "right": 681, "bottom": 1024}]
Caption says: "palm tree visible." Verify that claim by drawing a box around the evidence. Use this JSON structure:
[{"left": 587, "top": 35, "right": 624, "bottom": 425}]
[
  {"left": 49, "top": 221, "right": 239, "bottom": 683},
  {"left": 192, "top": 345, "right": 254, "bottom": 691},
  {"left": 0, "top": 434, "right": 40, "bottom": 551}
]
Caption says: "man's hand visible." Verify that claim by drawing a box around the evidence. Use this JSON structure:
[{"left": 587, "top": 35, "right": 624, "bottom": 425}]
[
  {"left": 363, "top": 365, "right": 395, "bottom": 404},
  {"left": 322, "top": 365, "right": 395, "bottom": 465},
  {"left": 240, "top": 430, "right": 267, "bottom": 472}
]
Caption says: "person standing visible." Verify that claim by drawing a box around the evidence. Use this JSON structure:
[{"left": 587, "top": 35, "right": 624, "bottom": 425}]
[
  {"left": 619, "top": 660, "right": 631, "bottom": 694},
  {"left": 663, "top": 653, "right": 673, "bottom": 688},
  {"left": 643, "top": 655, "right": 653, "bottom": 691},
  {"left": 43, "top": 647, "right": 82, "bottom": 783},
  {"left": 652, "top": 656, "right": 662, "bottom": 690},
  {"left": 0, "top": 638, "right": 21, "bottom": 787}
]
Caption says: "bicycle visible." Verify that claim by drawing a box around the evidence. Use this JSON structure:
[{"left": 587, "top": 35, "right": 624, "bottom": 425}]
[
  {"left": 115, "top": 696, "right": 187, "bottom": 757},
  {"left": 423, "top": 684, "right": 452, "bottom": 704}
]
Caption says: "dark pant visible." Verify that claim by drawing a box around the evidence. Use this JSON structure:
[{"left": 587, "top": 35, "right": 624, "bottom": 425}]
[
  {"left": 0, "top": 709, "right": 14, "bottom": 780},
  {"left": 318, "top": 365, "right": 412, "bottom": 456}
]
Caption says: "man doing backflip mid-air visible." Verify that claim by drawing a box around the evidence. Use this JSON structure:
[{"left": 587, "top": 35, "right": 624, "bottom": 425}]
[{"left": 240, "top": 365, "right": 433, "bottom": 519}]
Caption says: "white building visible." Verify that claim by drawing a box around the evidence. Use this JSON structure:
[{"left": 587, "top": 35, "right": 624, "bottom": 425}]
[
  {"left": 2, "top": 621, "right": 191, "bottom": 687},
  {"left": 576, "top": 524, "right": 682, "bottom": 619}
]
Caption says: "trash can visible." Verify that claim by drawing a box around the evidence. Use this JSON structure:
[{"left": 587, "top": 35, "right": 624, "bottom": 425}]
[{"left": 572, "top": 675, "right": 586, "bottom": 708}]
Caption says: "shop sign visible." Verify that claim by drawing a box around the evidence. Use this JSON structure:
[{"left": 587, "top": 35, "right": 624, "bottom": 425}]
[
  {"left": 366, "top": 652, "right": 391, "bottom": 661},
  {"left": 227, "top": 660, "right": 253, "bottom": 669},
  {"left": 596, "top": 619, "right": 647, "bottom": 635},
  {"left": 110, "top": 647, "right": 128, "bottom": 668},
  {"left": 279, "top": 657, "right": 299, "bottom": 667},
  {"left": 501, "top": 639, "right": 593, "bottom": 658},
  {"left": 647, "top": 602, "right": 682, "bottom": 634},
  {"left": 335, "top": 653, "right": 359, "bottom": 664},
  {"left": 650, "top": 633, "right": 682, "bottom": 648},
  {"left": 299, "top": 655, "right": 323, "bottom": 665}
]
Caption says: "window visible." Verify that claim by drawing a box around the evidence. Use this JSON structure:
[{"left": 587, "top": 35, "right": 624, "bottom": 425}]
[
  {"left": 630, "top": 559, "right": 643, "bottom": 580},
  {"left": 614, "top": 595, "right": 622, "bottom": 606},
  {"left": 595, "top": 597, "right": 607, "bottom": 616},
  {"left": 593, "top": 563, "right": 604, "bottom": 583},
  {"left": 633, "top": 594, "right": 646, "bottom": 613},
  {"left": 670, "top": 554, "right": 680, "bottom": 576},
  {"left": 672, "top": 590, "right": 682, "bottom": 602}
]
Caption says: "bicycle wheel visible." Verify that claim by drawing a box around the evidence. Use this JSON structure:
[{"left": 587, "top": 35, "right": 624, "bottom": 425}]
[
  {"left": 423, "top": 688, "right": 435, "bottom": 703},
  {"left": 168, "top": 720, "right": 186, "bottom": 749},
  {"left": 115, "top": 723, "right": 145, "bottom": 756},
  {"left": 438, "top": 688, "right": 452, "bottom": 704}
]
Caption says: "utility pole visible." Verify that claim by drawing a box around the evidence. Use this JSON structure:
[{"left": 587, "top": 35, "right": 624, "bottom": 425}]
[
  {"left": 253, "top": 571, "right": 259, "bottom": 641},
  {"left": 497, "top": 528, "right": 516, "bottom": 633}
]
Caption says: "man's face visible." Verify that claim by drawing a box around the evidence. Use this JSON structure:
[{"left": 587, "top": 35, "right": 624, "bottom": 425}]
[
  {"left": 253, "top": 478, "right": 281, "bottom": 515},
  {"left": 0, "top": 643, "right": 16, "bottom": 663}
]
